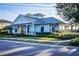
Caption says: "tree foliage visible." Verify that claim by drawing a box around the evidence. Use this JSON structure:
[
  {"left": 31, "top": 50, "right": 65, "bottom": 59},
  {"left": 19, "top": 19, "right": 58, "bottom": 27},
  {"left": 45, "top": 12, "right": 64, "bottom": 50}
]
[
  {"left": 26, "top": 13, "right": 32, "bottom": 16},
  {"left": 56, "top": 3, "right": 79, "bottom": 23}
]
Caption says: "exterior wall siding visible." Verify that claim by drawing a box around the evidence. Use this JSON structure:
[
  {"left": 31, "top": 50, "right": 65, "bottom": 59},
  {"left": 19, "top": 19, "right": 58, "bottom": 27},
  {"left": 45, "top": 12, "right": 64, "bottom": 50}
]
[
  {"left": 11, "top": 24, "right": 62, "bottom": 35},
  {"left": 13, "top": 16, "right": 36, "bottom": 24},
  {"left": 12, "top": 25, "right": 60, "bottom": 34},
  {"left": 35, "top": 25, "right": 51, "bottom": 33}
]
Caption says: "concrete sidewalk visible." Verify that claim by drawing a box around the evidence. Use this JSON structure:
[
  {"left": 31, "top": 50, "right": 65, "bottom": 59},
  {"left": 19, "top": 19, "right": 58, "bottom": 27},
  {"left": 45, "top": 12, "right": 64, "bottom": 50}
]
[{"left": 1, "top": 37, "right": 71, "bottom": 43}]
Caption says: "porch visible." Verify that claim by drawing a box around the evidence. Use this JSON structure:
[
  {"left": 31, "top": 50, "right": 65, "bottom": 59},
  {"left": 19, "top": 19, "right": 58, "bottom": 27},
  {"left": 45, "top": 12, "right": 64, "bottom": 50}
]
[{"left": 11, "top": 24, "right": 31, "bottom": 35}]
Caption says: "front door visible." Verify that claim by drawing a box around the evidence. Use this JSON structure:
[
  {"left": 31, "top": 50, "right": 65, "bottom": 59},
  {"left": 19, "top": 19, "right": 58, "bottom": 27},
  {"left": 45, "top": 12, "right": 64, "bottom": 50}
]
[{"left": 41, "top": 26, "right": 44, "bottom": 33}]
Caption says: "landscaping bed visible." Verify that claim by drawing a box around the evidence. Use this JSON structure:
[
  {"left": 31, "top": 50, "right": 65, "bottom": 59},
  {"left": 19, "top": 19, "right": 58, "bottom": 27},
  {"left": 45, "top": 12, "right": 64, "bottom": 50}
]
[
  {"left": 0, "top": 32, "right": 79, "bottom": 40},
  {"left": 58, "top": 37, "right": 79, "bottom": 46},
  {"left": 51, "top": 32, "right": 79, "bottom": 40},
  {"left": 69, "top": 38, "right": 79, "bottom": 46},
  {"left": 0, "top": 32, "right": 79, "bottom": 46}
]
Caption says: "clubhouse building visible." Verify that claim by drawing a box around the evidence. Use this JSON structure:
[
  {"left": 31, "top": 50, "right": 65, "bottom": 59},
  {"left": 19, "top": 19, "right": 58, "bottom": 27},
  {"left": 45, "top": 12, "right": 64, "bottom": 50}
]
[{"left": 10, "top": 13, "right": 79, "bottom": 35}]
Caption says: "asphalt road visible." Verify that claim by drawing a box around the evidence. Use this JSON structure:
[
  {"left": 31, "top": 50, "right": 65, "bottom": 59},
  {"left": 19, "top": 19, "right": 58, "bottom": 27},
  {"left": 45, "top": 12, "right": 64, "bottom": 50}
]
[{"left": 0, "top": 40, "right": 79, "bottom": 56}]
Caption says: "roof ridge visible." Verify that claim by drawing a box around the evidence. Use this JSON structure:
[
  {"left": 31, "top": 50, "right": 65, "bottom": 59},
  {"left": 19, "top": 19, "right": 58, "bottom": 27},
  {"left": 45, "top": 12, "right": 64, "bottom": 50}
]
[{"left": 43, "top": 17, "right": 68, "bottom": 23}]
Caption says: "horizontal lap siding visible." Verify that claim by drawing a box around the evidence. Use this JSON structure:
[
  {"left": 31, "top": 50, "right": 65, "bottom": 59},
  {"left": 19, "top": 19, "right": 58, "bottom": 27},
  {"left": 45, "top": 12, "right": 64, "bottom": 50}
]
[
  {"left": 35, "top": 25, "right": 51, "bottom": 32},
  {"left": 44, "top": 25, "right": 51, "bottom": 32},
  {"left": 35, "top": 25, "right": 41, "bottom": 32}
]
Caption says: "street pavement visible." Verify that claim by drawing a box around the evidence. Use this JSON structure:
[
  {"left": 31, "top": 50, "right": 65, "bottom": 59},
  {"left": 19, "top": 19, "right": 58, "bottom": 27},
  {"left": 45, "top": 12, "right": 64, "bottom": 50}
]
[{"left": 0, "top": 40, "right": 79, "bottom": 56}]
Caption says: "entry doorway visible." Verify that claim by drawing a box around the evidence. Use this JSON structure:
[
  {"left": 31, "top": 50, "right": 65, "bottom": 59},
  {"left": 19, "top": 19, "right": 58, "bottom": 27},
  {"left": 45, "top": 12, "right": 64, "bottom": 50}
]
[{"left": 41, "top": 26, "right": 44, "bottom": 33}]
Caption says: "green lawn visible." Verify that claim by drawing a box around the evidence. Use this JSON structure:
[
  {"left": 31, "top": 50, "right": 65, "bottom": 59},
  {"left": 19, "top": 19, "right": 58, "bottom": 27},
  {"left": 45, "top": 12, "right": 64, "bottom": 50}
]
[
  {"left": 0, "top": 38, "right": 58, "bottom": 45},
  {"left": 38, "top": 37, "right": 58, "bottom": 40}
]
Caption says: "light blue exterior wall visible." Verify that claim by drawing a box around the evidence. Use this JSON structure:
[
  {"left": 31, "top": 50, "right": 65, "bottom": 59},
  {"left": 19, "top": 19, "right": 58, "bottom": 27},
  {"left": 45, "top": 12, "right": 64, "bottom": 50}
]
[
  {"left": 35, "top": 24, "right": 56, "bottom": 33},
  {"left": 11, "top": 24, "right": 57, "bottom": 35},
  {"left": 13, "top": 15, "right": 37, "bottom": 25},
  {"left": 11, "top": 23, "right": 61, "bottom": 35},
  {"left": 13, "top": 16, "right": 27, "bottom": 24}
]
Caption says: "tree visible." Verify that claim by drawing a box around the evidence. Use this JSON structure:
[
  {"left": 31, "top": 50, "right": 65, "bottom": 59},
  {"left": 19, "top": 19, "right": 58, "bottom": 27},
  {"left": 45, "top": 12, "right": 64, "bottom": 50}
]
[
  {"left": 56, "top": 3, "right": 79, "bottom": 23},
  {"left": 33, "top": 13, "right": 45, "bottom": 18},
  {"left": 26, "top": 13, "right": 45, "bottom": 19},
  {"left": 25, "top": 13, "right": 32, "bottom": 16}
]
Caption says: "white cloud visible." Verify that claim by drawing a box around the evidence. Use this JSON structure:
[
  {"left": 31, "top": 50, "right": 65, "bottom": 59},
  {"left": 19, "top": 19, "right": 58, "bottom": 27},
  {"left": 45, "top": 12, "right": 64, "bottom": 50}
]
[{"left": 0, "top": 3, "right": 59, "bottom": 21}]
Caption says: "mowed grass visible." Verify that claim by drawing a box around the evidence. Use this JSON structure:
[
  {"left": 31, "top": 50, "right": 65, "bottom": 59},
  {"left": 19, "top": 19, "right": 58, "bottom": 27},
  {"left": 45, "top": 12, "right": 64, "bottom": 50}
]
[{"left": 39, "top": 37, "right": 58, "bottom": 40}]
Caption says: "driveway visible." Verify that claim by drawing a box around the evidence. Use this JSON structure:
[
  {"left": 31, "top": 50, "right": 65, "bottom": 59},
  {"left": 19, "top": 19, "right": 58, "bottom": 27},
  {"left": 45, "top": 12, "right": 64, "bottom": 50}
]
[{"left": 0, "top": 40, "right": 79, "bottom": 56}]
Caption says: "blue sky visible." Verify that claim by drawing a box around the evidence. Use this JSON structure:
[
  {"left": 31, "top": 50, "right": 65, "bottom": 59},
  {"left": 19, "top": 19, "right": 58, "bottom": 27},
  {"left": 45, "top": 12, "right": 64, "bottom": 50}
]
[{"left": 0, "top": 3, "right": 60, "bottom": 21}]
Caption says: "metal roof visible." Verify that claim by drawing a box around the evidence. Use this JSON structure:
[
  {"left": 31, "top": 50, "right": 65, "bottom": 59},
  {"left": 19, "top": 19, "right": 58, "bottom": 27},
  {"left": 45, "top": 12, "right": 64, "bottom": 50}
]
[{"left": 12, "top": 15, "right": 68, "bottom": 26}]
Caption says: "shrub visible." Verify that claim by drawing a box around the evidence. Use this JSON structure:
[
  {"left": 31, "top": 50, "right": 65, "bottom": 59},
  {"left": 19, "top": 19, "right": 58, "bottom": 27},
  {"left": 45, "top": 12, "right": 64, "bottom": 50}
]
[
  {"left": 61, "top": 34, "right": 79, "bottom": 39},
  {"left": 69, "top": 38, "right": 79, "bottom": 46},
  {"left": 51, "top": 32, "right": 79, "bottom": 39},
  {"left": 36, "top": 32, "right": 51, "bottom": 37}
]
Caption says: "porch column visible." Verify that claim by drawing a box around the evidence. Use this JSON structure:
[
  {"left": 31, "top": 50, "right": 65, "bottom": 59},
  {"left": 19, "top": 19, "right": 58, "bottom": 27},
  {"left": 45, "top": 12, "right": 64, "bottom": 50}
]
[
  {"left": 31, "top": 24, "right": 36, "bottom": 35},
  {"left": 25, "top": 25, "right": 27, "bottom": 34},
  {"left": 26, "top": 25, "right": 30, "bottom": 35}
]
